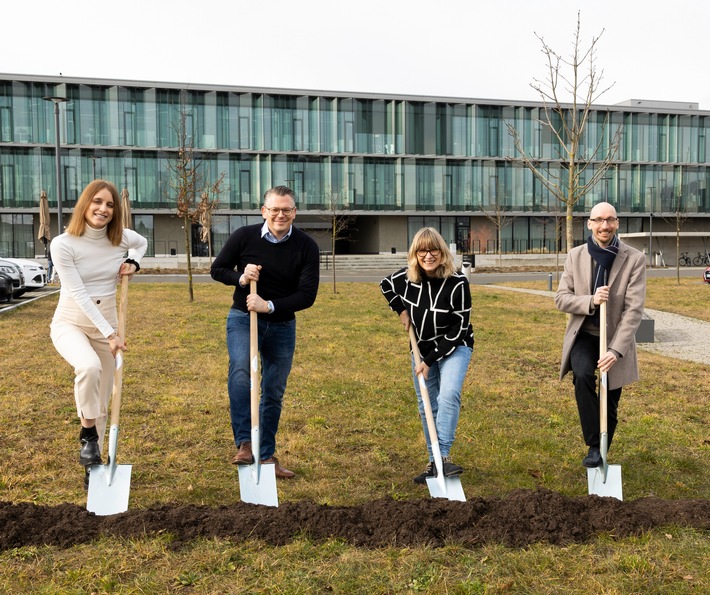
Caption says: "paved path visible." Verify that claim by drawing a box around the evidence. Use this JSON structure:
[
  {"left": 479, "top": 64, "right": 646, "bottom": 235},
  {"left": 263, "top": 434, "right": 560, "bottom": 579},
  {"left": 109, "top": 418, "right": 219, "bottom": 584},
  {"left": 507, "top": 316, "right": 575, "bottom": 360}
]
[{"left": 482, "top": 285, "right": 710, "bottom": 366}]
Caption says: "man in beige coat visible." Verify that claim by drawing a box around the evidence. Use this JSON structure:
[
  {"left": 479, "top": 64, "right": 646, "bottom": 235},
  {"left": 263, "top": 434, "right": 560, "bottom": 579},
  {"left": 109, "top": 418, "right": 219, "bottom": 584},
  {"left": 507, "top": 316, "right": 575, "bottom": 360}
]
[{"left": 555, "top": 202, "right": 646, "bottom": 468}]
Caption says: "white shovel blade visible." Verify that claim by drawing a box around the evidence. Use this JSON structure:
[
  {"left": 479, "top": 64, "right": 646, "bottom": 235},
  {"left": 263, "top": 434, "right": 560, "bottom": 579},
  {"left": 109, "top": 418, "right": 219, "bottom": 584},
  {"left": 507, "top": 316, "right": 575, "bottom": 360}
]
[
  {"left": 426, "top": 475, "right": 466, "bottom": 501},
  {"left": 238, "top": 461, "right": 279, "bottom": 507},
  {"left": 587, "top": 464, "right": 623, "bottom": 501},
  {"left": 87, "top": 464, "right": 133, "bottom": 515}
]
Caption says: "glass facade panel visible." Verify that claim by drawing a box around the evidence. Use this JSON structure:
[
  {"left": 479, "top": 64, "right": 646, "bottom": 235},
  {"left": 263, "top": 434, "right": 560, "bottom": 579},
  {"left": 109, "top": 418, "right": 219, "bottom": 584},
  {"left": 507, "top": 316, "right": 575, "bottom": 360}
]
[{"left": 2, "top": 75, "right": 710, "bottom": 256}]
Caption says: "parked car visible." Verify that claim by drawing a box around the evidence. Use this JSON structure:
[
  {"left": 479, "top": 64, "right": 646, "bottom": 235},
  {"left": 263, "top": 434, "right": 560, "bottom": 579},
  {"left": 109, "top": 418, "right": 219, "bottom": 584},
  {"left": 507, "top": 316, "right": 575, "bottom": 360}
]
[
  {"left": 5, "top": 258, "right": 47, "bottom": 290},
  {"left": 0, "top": 271, "right": 13, "bottom": 302},
  {"left": 0, "top": 259, "right": 26, "bottom": 298}
]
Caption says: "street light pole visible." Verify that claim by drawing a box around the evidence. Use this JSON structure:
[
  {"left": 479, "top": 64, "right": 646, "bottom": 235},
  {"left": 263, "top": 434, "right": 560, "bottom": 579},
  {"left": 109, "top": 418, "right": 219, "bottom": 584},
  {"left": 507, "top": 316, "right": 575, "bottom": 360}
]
[{"left": 43, "top": 96, "right": 68, "bottom": 237}]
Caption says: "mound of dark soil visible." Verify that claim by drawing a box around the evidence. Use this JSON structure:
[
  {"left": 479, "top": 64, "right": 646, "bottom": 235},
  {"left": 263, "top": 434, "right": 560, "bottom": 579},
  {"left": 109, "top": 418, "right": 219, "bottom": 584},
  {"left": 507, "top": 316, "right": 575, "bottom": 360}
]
[{"left": 1, "top": 489, "right": 707, "bottom": 551}]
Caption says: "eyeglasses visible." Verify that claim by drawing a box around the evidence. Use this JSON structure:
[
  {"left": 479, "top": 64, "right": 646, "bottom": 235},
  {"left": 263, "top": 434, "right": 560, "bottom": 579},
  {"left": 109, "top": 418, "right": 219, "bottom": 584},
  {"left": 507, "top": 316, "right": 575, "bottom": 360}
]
[
  {"left": 263, "top": 207, "right": 295, "bottom": 216},
  {"left": 589, "top": 217, "right": 618, "bottom": 225},
  {"left": 416, "top": 249, "right": 440, "bottom": 258}
]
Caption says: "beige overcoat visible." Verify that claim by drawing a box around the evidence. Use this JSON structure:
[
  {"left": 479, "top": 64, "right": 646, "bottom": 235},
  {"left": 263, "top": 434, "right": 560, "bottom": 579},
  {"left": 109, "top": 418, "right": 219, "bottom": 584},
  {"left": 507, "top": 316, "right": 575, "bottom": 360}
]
[{"left": 555, "top": 240, "right": 646, "bottom": 390}]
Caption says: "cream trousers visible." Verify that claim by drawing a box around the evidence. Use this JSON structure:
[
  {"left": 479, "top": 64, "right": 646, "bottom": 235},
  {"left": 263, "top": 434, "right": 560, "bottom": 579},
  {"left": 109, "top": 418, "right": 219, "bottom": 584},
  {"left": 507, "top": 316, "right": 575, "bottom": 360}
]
[{"left": 50, "top": 294, "right": 118, "bottom": 450}]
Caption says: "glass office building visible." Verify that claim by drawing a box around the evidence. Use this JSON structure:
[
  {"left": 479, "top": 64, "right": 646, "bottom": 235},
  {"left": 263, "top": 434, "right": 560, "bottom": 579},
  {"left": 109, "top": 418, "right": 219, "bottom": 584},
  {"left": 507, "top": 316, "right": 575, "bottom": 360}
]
[{"left": 1, "top": 73, "right": 709, "bottom": 259}]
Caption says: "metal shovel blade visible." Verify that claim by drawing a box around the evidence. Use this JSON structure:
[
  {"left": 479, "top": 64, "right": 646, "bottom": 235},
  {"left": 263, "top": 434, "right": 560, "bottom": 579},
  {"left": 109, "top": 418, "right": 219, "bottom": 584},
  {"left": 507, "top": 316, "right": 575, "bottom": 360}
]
[
  {"left": 238, "top": 462, "right": 279, "bottom": 507},
  {"left": 237, "top": 425, "right": 279, "bottom": 507},
  {"left": 426, "top": 474, "right": 466, "bottom": 501},
  {"left": 87, "top": 424, "right": 132, "bottom": 515},
  {"left": 87, "top": 463, "right": 133, "bottom": 515},
  {"left": 587, "top": 464, "right": 623, "bottom": 500}
]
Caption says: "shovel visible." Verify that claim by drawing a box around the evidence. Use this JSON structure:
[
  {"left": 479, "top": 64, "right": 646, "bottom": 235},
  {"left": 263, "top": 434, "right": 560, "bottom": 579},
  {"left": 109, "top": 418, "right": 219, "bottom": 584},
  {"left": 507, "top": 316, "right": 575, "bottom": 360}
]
[
  {"left": 237, "top": 280, "right": 279, "bottom": 507},
  {"left": 587, "top": 301, "right": 623, "bottom": 500},
  {"left": 87, "top": 275, "right": 133, "bottom": 515},
  {"left": 408, "top": 326, "right": 466, "bottom": 502}
]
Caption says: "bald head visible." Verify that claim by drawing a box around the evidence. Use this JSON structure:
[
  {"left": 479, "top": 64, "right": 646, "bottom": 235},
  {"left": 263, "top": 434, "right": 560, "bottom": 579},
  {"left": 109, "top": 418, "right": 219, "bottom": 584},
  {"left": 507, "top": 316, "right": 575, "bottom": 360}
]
[
  {"left": 590, "top": 202, "right": 617, "bottom": 220},
  {"left": 587, "top": 202, "right": 619, "bottom": 247}
]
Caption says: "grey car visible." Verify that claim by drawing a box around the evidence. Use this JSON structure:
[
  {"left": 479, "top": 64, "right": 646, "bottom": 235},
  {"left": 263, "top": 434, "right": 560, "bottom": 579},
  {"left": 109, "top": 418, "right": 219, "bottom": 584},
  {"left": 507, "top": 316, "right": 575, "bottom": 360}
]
[{"left": 0, "top": 259, "right": 26, "bottom": 298}]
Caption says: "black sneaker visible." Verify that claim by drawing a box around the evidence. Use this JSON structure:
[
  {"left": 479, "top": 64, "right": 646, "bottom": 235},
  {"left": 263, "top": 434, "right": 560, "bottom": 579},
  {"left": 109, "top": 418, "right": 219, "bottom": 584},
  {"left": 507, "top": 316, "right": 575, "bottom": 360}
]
[
  {"left": 413, "top": 461, "right": 436, "bottom": 484},
  {"left": 442, "top": 456, "right": 463, "bottom": 477}
]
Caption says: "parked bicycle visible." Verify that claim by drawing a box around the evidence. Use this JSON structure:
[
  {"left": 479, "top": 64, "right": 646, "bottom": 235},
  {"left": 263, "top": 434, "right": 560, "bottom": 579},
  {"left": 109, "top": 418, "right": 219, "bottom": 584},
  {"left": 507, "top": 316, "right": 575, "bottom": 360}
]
[
  {"left": 678, "top": 252, "right": 692, "bottom": 266},
  {"left": 692, "top": 251, "right": 710, "bottom": 266}
]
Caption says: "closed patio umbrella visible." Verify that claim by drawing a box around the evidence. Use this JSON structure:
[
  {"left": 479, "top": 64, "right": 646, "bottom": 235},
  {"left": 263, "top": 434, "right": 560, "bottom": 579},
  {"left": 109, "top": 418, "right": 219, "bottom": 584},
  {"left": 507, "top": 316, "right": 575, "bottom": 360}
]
[
  {"left": 121, "top": 188, "right": 132, "bottom": 230},
  {"left": 38, "top": 190, "right": 51, "bottom": 248}
]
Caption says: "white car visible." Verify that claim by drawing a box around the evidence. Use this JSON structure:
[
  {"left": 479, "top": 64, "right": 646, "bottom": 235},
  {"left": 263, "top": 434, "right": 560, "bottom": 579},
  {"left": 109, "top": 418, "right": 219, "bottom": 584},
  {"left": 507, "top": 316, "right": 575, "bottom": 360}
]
[{"left": 4, "top": 258, "right": 47, "bottom": 290}]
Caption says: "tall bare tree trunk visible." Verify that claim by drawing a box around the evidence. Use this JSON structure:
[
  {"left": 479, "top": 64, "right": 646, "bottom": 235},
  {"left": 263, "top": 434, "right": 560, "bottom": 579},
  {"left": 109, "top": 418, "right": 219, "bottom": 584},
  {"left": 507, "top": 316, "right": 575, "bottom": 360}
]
[{"left": 184, "top": 215, "right": 194, "bottom": 302}]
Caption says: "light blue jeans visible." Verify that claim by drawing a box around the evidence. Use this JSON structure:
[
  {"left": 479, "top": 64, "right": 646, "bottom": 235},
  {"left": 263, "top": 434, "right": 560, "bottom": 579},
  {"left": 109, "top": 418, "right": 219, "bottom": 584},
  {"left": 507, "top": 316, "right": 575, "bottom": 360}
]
[
  {"left": 226, "top": 308, "right": 296, "bottom": 460},
  {"left": 411, "top": 345, "right": 472, "bottom": 460}
]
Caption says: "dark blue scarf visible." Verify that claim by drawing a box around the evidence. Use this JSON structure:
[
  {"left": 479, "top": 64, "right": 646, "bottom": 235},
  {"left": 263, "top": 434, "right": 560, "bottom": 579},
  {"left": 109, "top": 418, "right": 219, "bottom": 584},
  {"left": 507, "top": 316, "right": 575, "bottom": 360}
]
[{"left": 587, "top": 234, "right": 619, "bottom": 326}]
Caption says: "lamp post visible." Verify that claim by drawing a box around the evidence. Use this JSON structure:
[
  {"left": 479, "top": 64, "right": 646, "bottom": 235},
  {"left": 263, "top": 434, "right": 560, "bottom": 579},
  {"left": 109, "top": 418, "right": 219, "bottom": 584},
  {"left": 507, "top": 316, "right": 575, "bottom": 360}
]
[
  {"left": 43, "top": 96, "right": 68, "bottom": 237},
  {"left": 649, "top": 212, "right": 654, "bottom": 267}
]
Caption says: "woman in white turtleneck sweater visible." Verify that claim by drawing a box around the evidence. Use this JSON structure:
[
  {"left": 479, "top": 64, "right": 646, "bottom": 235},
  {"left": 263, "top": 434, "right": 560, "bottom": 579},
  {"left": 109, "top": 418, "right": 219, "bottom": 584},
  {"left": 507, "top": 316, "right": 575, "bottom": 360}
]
[{"left": 50, "top": 179, "right": 147, "bottom": 488}]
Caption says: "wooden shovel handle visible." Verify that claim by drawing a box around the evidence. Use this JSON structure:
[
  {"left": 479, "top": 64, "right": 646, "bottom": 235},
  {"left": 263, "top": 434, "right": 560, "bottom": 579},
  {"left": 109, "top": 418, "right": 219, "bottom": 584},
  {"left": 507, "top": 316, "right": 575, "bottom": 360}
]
[
  {"left": 109, "top": 275, "right": 129, "bottom": 426},
  {"left": 408, "top": 325, "right": 440, "bottom": 445},
  {"left": 599, "top": 301, "right": 608, "bottom": 433},
  {"left": 250, "top": 280, "right": 259, "bottom": 428}
]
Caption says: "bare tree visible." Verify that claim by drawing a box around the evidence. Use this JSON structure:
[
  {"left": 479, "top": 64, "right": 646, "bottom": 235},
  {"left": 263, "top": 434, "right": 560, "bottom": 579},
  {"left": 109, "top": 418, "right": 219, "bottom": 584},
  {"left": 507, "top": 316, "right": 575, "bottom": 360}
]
[
  {"left": 667, "top": 186, "right": 689, "bottom": 285},
  {"left": 506, "top": 12, "right": 623, "bottom": 253},
  {"left": 479, "top": 181, "right": 513, "bottom": 267},
  {"left": 166, "top": 98, "right": 225, "bottom": 301},
  {"left": 198, "top": 178, "right": 225, "bottom": 265},
  {"left": 321, "top": 189, "right": 356, "bottom": 294}
]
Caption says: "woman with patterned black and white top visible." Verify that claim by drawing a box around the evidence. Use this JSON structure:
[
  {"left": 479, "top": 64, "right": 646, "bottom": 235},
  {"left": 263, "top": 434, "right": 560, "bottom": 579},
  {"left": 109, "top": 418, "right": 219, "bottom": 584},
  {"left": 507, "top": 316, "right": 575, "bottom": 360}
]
[
  {"left": 381, "top": 227, "right": 474, "bottom": 485},
  {"left": 50, "top": 179, "right": 147, "bottom": 489}
]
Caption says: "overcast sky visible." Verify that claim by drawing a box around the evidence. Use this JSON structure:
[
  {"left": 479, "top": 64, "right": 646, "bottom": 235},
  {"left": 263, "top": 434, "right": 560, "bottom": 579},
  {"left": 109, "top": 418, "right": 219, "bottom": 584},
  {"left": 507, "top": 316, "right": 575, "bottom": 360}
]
[{"left": 3, "top": 0, "right": 708, "bottom": 108}]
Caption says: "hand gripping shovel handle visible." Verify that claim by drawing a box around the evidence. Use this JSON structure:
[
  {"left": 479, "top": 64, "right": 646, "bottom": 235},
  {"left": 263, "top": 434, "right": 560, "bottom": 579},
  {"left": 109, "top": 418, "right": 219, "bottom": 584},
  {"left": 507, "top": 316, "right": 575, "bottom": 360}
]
[
  {"left": 250, "top": 280, "right": 261, "bottom": 481},
  {"left": 408, "top": 326, "right": 447, "bottom": 492}
]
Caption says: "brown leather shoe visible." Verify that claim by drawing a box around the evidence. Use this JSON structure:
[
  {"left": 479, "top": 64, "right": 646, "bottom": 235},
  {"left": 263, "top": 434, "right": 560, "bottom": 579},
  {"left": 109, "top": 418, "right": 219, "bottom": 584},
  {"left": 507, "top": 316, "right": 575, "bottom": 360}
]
[
  {"left": 261, "top": 457, "right": 295, "bottom": 479},
  {"left": 231, "top": 442, "right": 254, "bottom": 465}
]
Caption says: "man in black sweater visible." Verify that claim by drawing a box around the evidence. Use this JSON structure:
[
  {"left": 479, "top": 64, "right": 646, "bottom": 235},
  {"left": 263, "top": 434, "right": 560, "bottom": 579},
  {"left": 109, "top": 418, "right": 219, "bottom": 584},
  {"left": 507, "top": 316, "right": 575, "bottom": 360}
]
[{"left": 211, "top": 186, "right": 319, "bottom": 478}]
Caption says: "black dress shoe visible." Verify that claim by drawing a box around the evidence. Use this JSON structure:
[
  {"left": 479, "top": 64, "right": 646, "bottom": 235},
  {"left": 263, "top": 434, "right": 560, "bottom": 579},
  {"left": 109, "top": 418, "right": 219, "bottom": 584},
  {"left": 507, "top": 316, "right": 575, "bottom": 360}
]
[
  {"left": 582, "top": 446, "right": 602, "bottom": 468},
  {"left": 79, "top": 426, "right": 102, "bottom": 466},
  {"left": 79, "top": 438, "right": 102, "bottom": 466}
]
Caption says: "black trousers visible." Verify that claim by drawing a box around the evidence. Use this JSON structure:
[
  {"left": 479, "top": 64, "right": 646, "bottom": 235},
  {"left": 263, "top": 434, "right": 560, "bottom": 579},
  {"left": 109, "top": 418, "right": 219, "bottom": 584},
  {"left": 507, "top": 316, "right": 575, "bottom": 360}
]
[{"left": 569, "top": 332, "right": 622, "bottom": 448}]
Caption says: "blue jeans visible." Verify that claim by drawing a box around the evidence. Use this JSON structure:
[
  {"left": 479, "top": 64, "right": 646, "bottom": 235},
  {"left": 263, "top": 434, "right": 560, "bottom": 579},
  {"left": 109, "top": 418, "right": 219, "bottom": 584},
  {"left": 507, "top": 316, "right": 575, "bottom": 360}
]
[
  {"left": 411, "top": 345, "right": 472, "bottom": 459},
  {"left": 226, "top": 308, "right": 296, "bottom": 460}
]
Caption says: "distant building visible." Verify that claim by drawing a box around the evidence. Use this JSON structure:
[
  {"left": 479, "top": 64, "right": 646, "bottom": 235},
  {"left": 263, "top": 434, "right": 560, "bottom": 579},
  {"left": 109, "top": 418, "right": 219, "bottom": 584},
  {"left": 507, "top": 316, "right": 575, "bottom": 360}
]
[{"left": 1, "top": 73, "right": 709, "bottom": 259}]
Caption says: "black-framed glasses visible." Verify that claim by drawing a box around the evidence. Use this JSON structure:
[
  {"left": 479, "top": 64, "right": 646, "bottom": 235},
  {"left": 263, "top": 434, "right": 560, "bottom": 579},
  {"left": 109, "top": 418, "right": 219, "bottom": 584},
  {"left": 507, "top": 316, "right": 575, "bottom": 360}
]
[
  {"left": 263, "top": 207, "right": 295, "bottom": 216},
  {"left": 589, "top": 217, "right": 618, "bottom": 225},
  {"left": 416, "top": 248, "right": 440, "bottom": 257}
]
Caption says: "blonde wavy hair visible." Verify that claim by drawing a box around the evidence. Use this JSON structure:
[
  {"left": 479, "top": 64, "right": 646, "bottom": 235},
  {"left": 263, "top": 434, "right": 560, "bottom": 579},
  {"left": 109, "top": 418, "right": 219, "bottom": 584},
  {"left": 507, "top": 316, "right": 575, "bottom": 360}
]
[
  {"left": 65, "top": 180, "right": 124, "bottom": 246},
  {"left": 406, "top": 227, "right": 456, "bottom": 282}
]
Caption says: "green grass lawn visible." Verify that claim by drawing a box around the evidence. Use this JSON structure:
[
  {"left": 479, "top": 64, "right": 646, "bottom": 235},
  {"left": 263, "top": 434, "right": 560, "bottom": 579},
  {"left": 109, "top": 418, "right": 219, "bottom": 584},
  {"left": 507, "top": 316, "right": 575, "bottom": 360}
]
[{"left": 0, "top": 279, "right": 707, "bottom": 593}]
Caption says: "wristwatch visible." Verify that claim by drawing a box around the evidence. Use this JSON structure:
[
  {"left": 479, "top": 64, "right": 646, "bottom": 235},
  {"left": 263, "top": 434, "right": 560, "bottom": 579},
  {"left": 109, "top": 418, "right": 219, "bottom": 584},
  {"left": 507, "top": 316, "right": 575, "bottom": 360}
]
[{"left": 267, "top": 300, "right": 275, "bottom": 314}]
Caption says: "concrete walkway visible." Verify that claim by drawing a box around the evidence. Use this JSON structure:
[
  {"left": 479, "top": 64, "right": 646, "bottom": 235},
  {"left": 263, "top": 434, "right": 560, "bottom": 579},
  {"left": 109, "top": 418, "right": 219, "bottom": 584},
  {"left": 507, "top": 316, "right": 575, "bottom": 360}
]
[{"left": 482, "top": 285, "right": 710, "bottom": 366}]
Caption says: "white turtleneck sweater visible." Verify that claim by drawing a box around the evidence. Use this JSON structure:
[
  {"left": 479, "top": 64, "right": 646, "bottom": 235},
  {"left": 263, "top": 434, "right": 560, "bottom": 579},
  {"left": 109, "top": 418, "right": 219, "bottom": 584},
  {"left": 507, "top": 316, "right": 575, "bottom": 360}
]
[{"left": 51, "top": 225, "right": 148, "bottom": 338}]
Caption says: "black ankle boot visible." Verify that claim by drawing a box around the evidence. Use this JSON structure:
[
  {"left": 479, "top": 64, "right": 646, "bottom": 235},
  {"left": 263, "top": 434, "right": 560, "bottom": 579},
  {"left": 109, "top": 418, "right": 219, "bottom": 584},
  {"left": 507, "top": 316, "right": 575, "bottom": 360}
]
[{"left": 79, "top": 426, "right": 102, "bottom": 466}]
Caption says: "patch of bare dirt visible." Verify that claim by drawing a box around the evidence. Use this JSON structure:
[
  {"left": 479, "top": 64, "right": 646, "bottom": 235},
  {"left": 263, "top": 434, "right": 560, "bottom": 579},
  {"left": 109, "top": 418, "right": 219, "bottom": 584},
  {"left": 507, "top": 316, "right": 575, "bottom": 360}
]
[{"left": 1, "top": 489, "right": 707, "bottom": 550}]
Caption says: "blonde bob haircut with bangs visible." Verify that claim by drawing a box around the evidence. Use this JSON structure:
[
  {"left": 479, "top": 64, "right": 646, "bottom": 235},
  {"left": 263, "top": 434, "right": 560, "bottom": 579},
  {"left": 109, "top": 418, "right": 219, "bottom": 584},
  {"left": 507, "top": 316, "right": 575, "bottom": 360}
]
[
  {"left": 65, "top": 179, "right": 124, "bottom": 246},
  {"left": 406, "top": 227, "right": 456, "bottom": 283}
]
